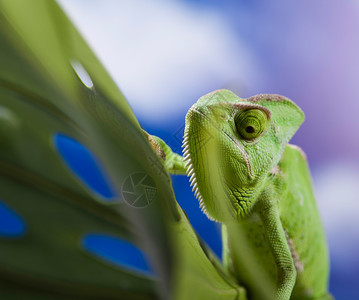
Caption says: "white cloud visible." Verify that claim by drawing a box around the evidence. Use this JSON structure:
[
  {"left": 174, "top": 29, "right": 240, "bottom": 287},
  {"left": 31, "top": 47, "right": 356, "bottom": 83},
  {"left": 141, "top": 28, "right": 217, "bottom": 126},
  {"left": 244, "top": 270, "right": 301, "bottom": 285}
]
[{"left": 57, "top": 0, "right": 261, "bottom": 124}]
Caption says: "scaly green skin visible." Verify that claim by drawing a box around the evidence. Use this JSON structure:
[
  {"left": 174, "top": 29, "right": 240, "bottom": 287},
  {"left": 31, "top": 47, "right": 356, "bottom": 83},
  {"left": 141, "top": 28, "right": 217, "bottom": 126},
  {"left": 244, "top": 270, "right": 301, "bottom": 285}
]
[{"left": 149, "top": 89, "right": 333, "bottom": 300}]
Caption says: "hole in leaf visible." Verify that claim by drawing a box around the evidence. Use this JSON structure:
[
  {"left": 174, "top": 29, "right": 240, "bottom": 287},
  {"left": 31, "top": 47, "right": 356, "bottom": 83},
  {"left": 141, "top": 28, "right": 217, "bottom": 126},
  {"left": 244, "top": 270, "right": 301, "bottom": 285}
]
[
  {"left": 0, "top": 200, "right": 26, "bottom": 237},
  {"left": 82, "top": 234, "right": 154, "bottom": 276},
  {"left": 54, "top": 133, "right": 117, "bottom": 200},
  {"left": 71, "top": 59, "right": 94, "bottom": 88}
]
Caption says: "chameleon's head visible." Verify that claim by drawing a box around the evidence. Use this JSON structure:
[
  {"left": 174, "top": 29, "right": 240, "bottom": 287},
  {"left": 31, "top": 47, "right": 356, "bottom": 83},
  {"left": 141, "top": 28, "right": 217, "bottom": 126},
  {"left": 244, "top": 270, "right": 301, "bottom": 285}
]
[{"left": 183, "top": 89, "right": 304, "bottom": 222}]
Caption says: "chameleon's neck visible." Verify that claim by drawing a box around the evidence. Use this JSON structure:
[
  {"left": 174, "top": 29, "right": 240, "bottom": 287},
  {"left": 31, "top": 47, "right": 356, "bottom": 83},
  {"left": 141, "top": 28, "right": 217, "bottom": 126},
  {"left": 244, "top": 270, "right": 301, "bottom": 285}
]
[{"left": 231, "top": 173, "right": 277, "bottom": 220}]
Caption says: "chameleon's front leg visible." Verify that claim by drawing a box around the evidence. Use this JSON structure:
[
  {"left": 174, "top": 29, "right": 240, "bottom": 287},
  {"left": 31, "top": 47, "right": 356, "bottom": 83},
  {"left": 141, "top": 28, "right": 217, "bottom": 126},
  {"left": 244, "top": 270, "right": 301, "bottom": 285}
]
[
  {"left": 143, "top": 131, "right": 187, "bottom": 175},
  {"left": 257, "top": 196, "right": 296, "bottom": 300}
]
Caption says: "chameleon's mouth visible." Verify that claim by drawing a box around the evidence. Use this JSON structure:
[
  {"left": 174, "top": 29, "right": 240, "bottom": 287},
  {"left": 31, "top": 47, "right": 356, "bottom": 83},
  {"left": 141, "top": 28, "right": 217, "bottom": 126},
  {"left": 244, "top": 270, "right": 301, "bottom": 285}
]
[{"left": 182, "top": 108, "right": 215, "bottom": 221}]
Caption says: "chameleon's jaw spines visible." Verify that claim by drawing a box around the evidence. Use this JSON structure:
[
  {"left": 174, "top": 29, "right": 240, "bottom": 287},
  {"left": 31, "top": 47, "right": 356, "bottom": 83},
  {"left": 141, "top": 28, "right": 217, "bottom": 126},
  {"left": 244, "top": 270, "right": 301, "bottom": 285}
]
[{"left": 182, "top": 129, "right": 215, "bottom": 222}]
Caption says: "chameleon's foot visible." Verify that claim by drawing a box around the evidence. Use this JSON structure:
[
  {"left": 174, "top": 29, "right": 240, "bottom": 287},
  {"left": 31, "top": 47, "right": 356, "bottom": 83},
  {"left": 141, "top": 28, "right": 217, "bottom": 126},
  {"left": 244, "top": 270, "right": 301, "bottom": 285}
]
[
  {"left": 143, "top": 130, "right": 166, "bottom": 160},
  {"left": 143, "top": 130, "right": 187, "bottom": 175}
]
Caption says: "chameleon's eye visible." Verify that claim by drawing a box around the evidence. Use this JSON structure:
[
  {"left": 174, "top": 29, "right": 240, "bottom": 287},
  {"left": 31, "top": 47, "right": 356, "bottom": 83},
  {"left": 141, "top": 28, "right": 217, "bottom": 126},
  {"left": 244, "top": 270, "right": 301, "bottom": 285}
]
[{"left": 235, "top": 109, "right": 267, "bottom": 141}]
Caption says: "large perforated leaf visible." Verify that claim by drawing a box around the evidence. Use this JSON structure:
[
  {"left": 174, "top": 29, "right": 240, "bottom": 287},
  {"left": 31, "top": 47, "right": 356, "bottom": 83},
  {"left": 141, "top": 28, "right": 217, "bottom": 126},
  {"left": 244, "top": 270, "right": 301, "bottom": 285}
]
[
  {"left": 0, "top": 1, "right": 246, "bottom": 299},
  {"left": 0, "top": 0, "right": 178, "bottom": 298}
]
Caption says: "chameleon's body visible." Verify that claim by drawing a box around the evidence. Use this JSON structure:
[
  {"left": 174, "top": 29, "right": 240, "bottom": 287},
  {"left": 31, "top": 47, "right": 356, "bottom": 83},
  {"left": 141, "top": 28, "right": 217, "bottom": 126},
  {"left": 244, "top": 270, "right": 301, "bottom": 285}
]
[
  {"left": 222, "top": 145, "right": 330, "bottom": 300},
  {"left": 149, "top": 89, "right": 332, "bottom": 300}
]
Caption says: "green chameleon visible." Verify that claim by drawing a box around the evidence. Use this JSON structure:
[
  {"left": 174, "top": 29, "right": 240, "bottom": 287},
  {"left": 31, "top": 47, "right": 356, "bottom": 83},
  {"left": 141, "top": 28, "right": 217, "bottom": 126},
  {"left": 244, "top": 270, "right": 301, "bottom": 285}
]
[{"left": 149, "top": 89, "right": 332, "bottom": 300}]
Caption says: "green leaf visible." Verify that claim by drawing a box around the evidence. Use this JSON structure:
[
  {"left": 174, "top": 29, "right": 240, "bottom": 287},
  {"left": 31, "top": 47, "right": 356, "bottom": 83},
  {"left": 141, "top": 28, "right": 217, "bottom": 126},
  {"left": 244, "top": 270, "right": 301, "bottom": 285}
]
[
  {"left": 0, "top": 0, "right": 177, "bottom": 298},
  {"left": 0, "top": 1, "right": 246, "bottom": 299}
]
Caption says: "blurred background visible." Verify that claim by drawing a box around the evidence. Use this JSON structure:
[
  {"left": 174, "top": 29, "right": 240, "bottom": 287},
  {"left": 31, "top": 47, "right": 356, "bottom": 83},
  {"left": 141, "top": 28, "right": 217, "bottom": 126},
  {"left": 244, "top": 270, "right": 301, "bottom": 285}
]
[{"left": 56, "top": 0, "right": 359, "bottom": 298}]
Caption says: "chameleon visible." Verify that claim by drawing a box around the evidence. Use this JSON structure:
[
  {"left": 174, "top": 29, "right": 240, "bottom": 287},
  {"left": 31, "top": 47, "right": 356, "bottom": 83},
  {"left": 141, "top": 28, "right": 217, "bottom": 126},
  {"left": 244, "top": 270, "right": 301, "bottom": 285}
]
[{"left": 147, "top": 89, "right": 332, "bottom": 300}]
